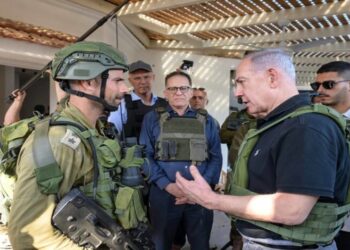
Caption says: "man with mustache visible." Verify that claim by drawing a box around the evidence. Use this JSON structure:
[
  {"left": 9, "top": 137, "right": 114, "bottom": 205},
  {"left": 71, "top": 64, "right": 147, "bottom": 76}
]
[
  {"left": 176, "top": 49, "right": 350, "bottom": 250},
  {"left": 312, "top": 61, "right": 350, "bottom": 250},
  {"left": 108, "top": 60, "right": 167, "bottom": 143}
]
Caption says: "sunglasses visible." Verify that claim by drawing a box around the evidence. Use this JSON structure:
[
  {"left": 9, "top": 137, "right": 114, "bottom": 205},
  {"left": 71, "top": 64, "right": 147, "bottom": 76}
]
[
  {"left": 310, "top": 80, "right": 350, "bottom": 91},
  {"left": 166, "top": 86, "right": 191, "bottom": 94}
]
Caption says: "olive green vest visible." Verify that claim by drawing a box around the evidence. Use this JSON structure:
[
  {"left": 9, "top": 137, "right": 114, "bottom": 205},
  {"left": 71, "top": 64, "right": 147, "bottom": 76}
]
[
  {"left": 226, "top": 104, "right": 350, "bottom": 245},
  {"left": 155, "top": 109, "right": 208, "bottom": 164}
]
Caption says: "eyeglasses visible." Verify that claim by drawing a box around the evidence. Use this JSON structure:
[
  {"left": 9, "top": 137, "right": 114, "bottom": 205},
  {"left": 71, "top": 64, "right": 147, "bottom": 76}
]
[
  {"left": 192, "top": 87, "right": 206, "bottom": 91},
  {"left": 166, "top": 86, "right": 191, "bottom": 94},
  {"left": 310, "top": 80, "right": 350, "bottom": 91}
]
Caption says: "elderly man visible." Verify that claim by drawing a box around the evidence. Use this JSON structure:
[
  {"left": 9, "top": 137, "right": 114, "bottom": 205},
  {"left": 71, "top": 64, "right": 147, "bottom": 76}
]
[
  {"left": 312, "top": 61, "right": 350, "bottom": 250},
  {"left": 108, "top": 60, "right": 167, "bottom": 143},
  {"left": 140, "top": 71, "right": 222, "bottom": 250},
  {"left": 176, "top": 49, "right": 350, "bottom": 250},
  {"left": 190, "top": 87, "right": 208, "bottom": 110}
]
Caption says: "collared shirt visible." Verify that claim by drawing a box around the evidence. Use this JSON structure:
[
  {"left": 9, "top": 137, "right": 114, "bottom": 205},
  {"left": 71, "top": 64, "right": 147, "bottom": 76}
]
[
  {"left": 343, "top": 109, "right": 350, "bottom": 119},
  {"left": 108, "top": 91, "right": 159, "bottom": 133},
  {"left": 140, "top": 106, "right": 223, "bottom": 189},
  {"left": 237, "top": 93, "right": 350, "bottom": 240}
]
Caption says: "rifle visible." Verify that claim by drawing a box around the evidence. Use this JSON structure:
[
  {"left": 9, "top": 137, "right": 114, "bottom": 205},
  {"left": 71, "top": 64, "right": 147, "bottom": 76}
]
[
  {"left": 53, "top": 188, "right": 143, "bottom": 249},
  {"left": 8, "top": 0, "right": 130, "bottom": 101}
]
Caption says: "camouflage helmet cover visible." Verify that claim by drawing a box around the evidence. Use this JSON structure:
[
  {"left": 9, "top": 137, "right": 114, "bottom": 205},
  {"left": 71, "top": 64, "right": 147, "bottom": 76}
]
[{"left": 51, "top": 41, "right": 128, "bottom": 80}]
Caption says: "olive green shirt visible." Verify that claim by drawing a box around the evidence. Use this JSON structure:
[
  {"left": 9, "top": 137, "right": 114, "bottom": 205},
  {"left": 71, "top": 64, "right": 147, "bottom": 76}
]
[
  {"left": 9, "top": 103, "right": 94, "bottom": 249},
  {"left": 219, "top": 109, "right": 256, "bottom": 165}
]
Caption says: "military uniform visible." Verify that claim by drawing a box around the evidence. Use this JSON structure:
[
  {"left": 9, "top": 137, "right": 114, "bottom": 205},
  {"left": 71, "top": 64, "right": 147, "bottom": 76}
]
[
  {"left": 7, "top": 100, "right": 133, "bottom": 248},
  {"left": 220, "top": 109, "right": 255, "bottom": 250},
  {"left": 220, "top": 109, "right": 255, "bottom": 166}
]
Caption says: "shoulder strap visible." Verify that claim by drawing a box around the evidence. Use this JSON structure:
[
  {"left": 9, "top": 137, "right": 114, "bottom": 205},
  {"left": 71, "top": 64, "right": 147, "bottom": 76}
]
[
  {"left": 227, "top": 104, "right": 350, "bottom": 245},
  {"left": 249, "top": 104, "right": 346, "bottom": 140},
  {"left": 33, "top": 117, "right": 100, "bottom": 198},
  {"left": 33, "top": 118, "right": 63, "bottom": 194},
  {"left": 155, "top": 97, "right": 168, "bottom": 108},
  {"left": 229, "top": 104, "right": 347, "bottom": 189},
  {"left": 124, "top": 94, "right": 136, "bottom": 110}
]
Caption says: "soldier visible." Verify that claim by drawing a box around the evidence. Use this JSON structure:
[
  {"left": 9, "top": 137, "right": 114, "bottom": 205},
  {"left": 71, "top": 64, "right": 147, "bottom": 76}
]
[
  {"left": 312, "top": 61, "right": 350, "bottom": 250},
  {"left": 220, "top": 108, "right": 255, "bottom": 165},
  {"left": 3, "top": 89, "right": 26, "bottom": 126},
  {"left": 177, "top": 49, "right": 350, "bottom": 250},
  {"left": 108, "top": 60, "right": 167, "bottom": 143},
  {"left": 219, "top": 108, "right": 255, "bottom": 250},
  {"left": 8, "top": 41, "right": 149, "bottom": 249},
  {"left": 140, "top": 71, "right": 222, "bottom": 250}
]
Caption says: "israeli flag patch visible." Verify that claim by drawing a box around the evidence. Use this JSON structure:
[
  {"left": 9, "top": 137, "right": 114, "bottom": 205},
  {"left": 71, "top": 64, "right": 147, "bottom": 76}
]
[{"left": 61, "top": 129, "right": 81, "bottom": 150}]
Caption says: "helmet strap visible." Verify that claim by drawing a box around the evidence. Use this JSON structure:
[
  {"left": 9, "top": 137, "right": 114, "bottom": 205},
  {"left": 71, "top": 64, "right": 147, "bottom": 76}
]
[
  {"left": 99, "top": 71, "right": 109, "bottom": 100},
  {"left": 59, "top": 78, "right": 118, "bottom": 112}
]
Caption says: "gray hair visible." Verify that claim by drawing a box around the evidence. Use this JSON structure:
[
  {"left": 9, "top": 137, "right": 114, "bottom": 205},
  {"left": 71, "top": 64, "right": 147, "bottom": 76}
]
[{"left": 245, "top": 49, "right": 296, "bottom": 81}]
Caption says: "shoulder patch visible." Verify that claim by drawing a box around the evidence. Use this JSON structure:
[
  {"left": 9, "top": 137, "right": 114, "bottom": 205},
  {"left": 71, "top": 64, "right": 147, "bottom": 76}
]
[{"left": 60, "top": 129, "right": 81, "bottom": 150}]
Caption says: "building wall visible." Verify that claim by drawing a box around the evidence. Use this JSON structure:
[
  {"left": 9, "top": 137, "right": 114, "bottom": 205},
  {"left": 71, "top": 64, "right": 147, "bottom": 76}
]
[{"left": 0, "top": 0, "right": 238, "bottom": 169}]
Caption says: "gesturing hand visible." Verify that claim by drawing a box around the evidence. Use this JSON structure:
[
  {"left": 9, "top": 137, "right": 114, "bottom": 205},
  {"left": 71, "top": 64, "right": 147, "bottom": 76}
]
[{"left": 175, "top": 165, "right": 216, "bottom": 208}]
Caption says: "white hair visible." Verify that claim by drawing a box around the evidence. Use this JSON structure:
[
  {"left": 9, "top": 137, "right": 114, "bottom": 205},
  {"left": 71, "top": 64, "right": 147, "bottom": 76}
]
[{"left": 245, "top": 49, "right": 296, "bottom": 81}]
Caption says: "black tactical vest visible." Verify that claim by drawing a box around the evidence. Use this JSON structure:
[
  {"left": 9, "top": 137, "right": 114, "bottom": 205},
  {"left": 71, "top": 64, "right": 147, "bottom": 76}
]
[{"left": 123, "top": 94, "right": 167, "bottom": 141}]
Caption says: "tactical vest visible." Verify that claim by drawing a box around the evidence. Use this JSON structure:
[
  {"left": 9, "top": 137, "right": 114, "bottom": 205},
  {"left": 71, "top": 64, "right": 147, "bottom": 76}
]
[
  {"left": 155, "top": 108, "right": 208, "bottom": 164},
  {"left": 226, "top": 104, "right": 350, "bottom": 246},
  {"left": 123, "top": 94, "right": 167, "bottom": 141},
  {"left": 34, "top": 115, "right": 148, "bottom": 229},
  {"left": 0, "top": 111, "right": 147, "bottom": 230}
]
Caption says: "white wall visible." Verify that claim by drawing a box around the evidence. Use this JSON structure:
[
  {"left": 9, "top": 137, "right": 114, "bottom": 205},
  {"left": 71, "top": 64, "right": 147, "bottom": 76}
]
[{"left": 0, "top": 0, "right": 240, "bottom": 169}]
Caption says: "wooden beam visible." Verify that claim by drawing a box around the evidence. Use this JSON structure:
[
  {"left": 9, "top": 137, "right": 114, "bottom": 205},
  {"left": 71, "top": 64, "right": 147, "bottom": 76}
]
[
  {"left": 167, "top": 1, "right": 350, "bottom": 35},
  {"left": 204, "top": 25, "right": 350, "bottom": 48},
  {"left": 118, "top": 0, "right": 208, "bottom": 16}
]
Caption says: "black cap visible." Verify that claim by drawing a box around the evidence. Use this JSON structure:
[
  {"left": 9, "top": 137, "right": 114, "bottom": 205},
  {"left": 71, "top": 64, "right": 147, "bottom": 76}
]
[{"left": 129, "top": 60, "right": 152, "bottom": 73}]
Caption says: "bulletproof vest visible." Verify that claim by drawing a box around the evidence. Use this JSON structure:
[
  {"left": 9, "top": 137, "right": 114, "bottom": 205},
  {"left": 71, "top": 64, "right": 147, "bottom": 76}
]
[
  {"left": 123, "top": 94, "right": 167, "bottom": 140},
  {"left": 155, "top": 108, "right": 208, "bottom": 163},
  {"left": 225, "top": 104, "right": 350, "bottom": 246}
]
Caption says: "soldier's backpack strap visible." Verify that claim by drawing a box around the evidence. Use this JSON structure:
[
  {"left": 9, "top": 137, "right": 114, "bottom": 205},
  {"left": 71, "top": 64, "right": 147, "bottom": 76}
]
[
  {"left": 33, "top": 118, "right": 63, "bottom": 195},
  {"left": 33, "top": 118, "right": 100, "bottom": 198}
]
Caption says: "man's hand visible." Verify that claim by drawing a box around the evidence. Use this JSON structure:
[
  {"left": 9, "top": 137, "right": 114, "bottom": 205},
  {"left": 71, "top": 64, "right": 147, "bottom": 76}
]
[
  {"left": 175, "top": 165, "right": 216, "bottom": 209},
  {"left": 11, "top": 89, "right": 26, "bottom": 104},
  {"left": 165, "top": 183, "right": 195, "bottom": 205},
  {"left": 165, "top": 183, "right": 185, "bottom": 198}
]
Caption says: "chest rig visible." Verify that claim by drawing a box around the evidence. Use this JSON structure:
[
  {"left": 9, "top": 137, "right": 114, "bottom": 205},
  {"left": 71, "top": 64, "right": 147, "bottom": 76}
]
[{"left": 155, "top": 108, "right": 208, "bottom": 164}]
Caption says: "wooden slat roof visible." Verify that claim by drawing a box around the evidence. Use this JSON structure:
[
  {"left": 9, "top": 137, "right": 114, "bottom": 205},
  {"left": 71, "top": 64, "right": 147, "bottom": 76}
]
[{"left": 1, "top": 0, "right": 349, "bottom": 85}]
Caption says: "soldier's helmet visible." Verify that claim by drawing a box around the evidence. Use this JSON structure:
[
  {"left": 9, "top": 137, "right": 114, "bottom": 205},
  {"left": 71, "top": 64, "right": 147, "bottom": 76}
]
[{"left": 51, "top": 41, "right": 128, "bottom": 81}]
